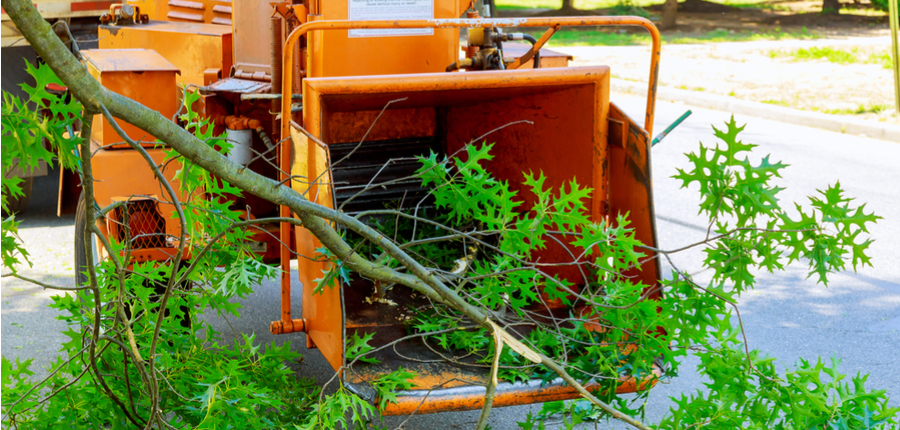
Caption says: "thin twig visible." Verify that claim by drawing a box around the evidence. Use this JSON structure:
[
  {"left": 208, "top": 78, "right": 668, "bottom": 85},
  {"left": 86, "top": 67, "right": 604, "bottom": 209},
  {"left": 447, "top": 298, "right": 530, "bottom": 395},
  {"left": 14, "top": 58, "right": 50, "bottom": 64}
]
[{"left": 1, "top": 272, "right": 90, "bottom": 290}]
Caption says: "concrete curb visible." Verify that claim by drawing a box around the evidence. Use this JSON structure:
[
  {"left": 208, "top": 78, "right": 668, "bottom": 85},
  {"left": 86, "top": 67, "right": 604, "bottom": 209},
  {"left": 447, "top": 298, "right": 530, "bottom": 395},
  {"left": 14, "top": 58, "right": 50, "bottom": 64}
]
[{"left": 610, "top": 78, "right": 900, "bottom": 143}]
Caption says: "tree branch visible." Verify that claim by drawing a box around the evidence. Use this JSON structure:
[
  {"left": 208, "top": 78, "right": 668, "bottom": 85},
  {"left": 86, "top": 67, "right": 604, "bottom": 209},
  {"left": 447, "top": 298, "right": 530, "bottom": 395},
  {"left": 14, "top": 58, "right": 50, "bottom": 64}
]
[
  {"left": 1, "top": 272, "right": 90, "bottom": 291},
  {"left": 0, "top": 2, "right": 652, "bottom": 427}
]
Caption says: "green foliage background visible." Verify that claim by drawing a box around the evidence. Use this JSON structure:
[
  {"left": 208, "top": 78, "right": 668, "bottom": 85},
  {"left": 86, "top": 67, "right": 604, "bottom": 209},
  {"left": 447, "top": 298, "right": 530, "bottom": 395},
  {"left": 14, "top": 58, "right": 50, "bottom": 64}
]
[{"left": 871, "top": 0, "right": 897, "bottom": 12}]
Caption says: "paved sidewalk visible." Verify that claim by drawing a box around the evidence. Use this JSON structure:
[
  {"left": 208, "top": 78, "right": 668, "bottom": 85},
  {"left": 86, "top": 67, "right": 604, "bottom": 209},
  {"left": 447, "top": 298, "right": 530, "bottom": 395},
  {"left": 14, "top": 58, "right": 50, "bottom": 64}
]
[
  {"left": 553, "top": 37, "right": 899, "bottom": 136},
  {"left": 611, "top": 78, "right": 900, "bottom": 142}
]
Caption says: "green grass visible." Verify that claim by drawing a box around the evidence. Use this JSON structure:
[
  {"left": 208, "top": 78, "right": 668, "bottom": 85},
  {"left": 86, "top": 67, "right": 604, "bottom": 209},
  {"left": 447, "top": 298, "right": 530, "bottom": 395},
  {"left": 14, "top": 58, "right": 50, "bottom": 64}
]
[
  {"left": 769, "top": 46, "right": 857, "bottom": 64},
  {"left": 769, "top": 47, "right": 895, "bottom": 69},
  {"left": 760, "top": 100, "right": 890, "bottom": 117},
  {"left": 536, "top": 28, "right": 818, "bottom": 47},
  {"left": 761, "top": 99, "right": 790, "bottom": 107},
  {"left": 542, "top": 31, "right": 647, "bottom": 46},
  {"left": 868, "top": 52, "right": 893, "bottom": 69},
  {"left": 817, "top": 104, "right": 892, "bottom": 115},
  {"left": 609, "top": 0, "right": 652, "bottom": 17}
]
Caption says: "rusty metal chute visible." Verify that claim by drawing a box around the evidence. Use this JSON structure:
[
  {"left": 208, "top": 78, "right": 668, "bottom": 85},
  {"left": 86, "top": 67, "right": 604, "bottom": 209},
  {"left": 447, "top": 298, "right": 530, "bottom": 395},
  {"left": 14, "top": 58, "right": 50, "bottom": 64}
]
[{"left": 74, "top": 0, "right": 665, "bottom": 415}]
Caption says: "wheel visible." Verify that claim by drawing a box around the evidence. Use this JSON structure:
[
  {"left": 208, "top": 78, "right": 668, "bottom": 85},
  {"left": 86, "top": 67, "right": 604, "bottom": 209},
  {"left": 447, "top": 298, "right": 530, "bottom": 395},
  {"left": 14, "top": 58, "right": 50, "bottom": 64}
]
[
  {"left": 74, "top": 192, "right": 102, "bottom": 337},
  {"left": 74, "top": 192, "right": 99, "bottom": 288}
]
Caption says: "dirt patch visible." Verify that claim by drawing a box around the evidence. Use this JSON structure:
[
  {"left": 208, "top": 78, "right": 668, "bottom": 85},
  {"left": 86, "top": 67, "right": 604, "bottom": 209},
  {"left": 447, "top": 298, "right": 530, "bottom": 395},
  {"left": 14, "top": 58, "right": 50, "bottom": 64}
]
[
  {"left": 499, "top": 0, "right": 890, "bottom": 37},
  {"left": 760, "top": 10, "right": 888, "bottom": 26},
  {"left": 666, "top": 0, "right": 745, "bottom": 13}
]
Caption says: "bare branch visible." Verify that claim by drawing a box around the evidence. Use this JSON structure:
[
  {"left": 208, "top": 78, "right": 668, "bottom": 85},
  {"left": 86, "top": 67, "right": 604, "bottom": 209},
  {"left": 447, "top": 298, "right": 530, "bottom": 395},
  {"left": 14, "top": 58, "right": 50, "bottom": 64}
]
[{"left": 1, "top": 273, "right": 90, "bottom": 291}]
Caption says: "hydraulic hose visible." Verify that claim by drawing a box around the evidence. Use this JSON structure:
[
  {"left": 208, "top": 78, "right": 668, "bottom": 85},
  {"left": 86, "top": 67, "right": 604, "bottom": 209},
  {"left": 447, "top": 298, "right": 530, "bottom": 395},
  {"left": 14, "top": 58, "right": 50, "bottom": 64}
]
[
  {"left": 255, "top": 127, "right": 276, "bottom": 151},
  {"left": 522, "top": 34, "right": 540, "bottom": 68}
]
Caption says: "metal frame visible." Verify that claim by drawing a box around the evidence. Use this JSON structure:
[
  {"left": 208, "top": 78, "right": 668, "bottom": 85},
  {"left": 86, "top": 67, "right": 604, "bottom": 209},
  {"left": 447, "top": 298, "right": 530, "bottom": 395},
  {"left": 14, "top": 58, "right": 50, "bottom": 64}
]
[{"left": 272, "top": 16, "right": 663, "bottom": 335}]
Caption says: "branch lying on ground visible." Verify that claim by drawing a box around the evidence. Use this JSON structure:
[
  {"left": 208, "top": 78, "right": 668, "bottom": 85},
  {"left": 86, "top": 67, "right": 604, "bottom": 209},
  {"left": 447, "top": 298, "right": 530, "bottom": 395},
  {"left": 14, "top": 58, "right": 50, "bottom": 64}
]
[{"left": 1, "top": 1, "right": 652, "bottom": 427}]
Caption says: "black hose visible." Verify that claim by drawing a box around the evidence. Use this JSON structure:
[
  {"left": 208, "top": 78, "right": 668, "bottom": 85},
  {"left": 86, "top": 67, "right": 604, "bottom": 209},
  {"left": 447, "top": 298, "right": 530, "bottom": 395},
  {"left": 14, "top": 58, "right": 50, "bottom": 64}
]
[
  {"left": 496, "top": 31, "right": 506, "bottom": 70},
  {"left": 255, "top": 127, "right": 276, "bottom": 151},
  {"left": 522, "top": 34, "right": 540, "bottom": 69},
  {"left": 485, "top": 0, "right": 496, "bottom": 16}
]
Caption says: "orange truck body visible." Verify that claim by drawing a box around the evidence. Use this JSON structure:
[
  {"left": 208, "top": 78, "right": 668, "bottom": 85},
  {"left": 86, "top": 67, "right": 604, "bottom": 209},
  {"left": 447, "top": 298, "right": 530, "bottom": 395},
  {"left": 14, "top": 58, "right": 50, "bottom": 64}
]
[{"left": 71, "top": 0, "right": 663, "bottom": 415}]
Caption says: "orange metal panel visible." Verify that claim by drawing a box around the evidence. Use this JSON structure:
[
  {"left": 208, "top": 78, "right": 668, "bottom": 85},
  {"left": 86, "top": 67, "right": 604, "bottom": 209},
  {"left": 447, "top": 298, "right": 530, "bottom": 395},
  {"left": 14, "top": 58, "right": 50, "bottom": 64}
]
[
  {"left": 442, "top": 83, "right": 605, "bottom": 285},
  {"left": 289, "top": 122, "right": 343, "bottom": 368},
  {"left": 125, "top": 0, "right": 162, "bottom": 20},
  {"left": 324, "top": 108, "right": 435, "bottom": 144},
  {"left": 124, "top": 247, "right": 193, "bottom": 264},
  {"left": 89, "top": 143, "right": 191, "bottom": 251},
  {"left": 307, "top": 0, "right": 463, "bottom": 78},
  {"left": 608, "top": 103, "right": 662, "bottom": 298},
  {"left": 97, "top": 21, "right": 233, "bottom": 87},
  {"left": 298, "top": 65, "right": 611, "bottom": 375},
  {"left": 82, "top": 49, "right": 179, "bottom": 149},
  {"left": 279, "top": 17, "right": 661, "bottom": 153},
  {"left": 381, "top": 365, "right": 661, "bottom": 416},
  {"left": 70, "top": 0, "right": 117, "bottom": 12},
  {"left": 164, "top": 0, "right": 231, "bottom": 24},
  {"left": 121, "top": 0, "right": 231, "bottom": 27},
  {"left": 270, "top": 17, "right": 663, "bottom": 414},
  {"left": 231, "top": 0, "right": 274, "bottom": 77},
  {"left": 83, "top": 47, "right": 180, "bottom": 71}
]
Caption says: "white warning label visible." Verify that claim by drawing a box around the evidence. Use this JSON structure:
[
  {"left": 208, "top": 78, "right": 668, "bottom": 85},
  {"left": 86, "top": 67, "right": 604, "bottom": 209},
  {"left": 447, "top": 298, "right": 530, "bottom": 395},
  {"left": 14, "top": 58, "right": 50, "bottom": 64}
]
[{"left": 348, "top": 0, "right": 434, "bottom": 38}]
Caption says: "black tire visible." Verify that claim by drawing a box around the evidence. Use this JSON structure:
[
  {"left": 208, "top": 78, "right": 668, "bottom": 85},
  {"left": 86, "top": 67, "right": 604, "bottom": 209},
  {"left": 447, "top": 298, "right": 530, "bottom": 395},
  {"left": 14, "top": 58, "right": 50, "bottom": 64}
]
[
  {"left": 74, "top": 192, "right": 97, "bottom": 337},
  {"left": 74, "top": 192, "right": 91, "bottom": 288}
]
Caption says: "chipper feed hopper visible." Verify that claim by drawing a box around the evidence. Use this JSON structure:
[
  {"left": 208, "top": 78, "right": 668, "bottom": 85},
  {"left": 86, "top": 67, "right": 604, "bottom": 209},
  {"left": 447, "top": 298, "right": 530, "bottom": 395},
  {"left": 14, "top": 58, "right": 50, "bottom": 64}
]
[{"left": 69, "top": 0, "right": 664, "bottom": 415}]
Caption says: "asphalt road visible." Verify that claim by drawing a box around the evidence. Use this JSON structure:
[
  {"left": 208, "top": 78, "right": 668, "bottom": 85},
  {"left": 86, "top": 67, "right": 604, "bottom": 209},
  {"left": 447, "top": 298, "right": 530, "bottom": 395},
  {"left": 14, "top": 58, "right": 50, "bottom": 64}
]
[{"left": 2, "top": 94, "right": 898, "bottom": 429}]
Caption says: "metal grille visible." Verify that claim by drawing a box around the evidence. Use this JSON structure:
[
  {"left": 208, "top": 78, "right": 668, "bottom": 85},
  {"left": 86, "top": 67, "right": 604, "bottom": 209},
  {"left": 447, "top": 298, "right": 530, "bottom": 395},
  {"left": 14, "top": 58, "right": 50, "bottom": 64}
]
[
  {"left": 112, "top": 199, "right": 168, "bottom": 249},
  {"left": 330, "top": 137, "right": 441, "bottom": 214}
]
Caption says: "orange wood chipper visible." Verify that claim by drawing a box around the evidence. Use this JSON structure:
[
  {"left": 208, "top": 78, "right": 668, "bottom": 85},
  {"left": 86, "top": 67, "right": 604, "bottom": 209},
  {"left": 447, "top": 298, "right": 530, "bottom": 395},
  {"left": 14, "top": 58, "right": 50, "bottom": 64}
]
[{"left": 66, "top": 0, "right": 664, "bottom": 416}]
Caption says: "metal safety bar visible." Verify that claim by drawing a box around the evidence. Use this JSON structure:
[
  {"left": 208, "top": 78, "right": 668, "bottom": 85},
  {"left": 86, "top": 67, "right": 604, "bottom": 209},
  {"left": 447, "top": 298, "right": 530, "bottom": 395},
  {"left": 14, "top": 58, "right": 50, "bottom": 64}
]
[
  {"left": 272, "top": 17, "right": 662, "bottom": 333},
  {"left": 279, "top": 17, "right": 661, "bottom": 138}
]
